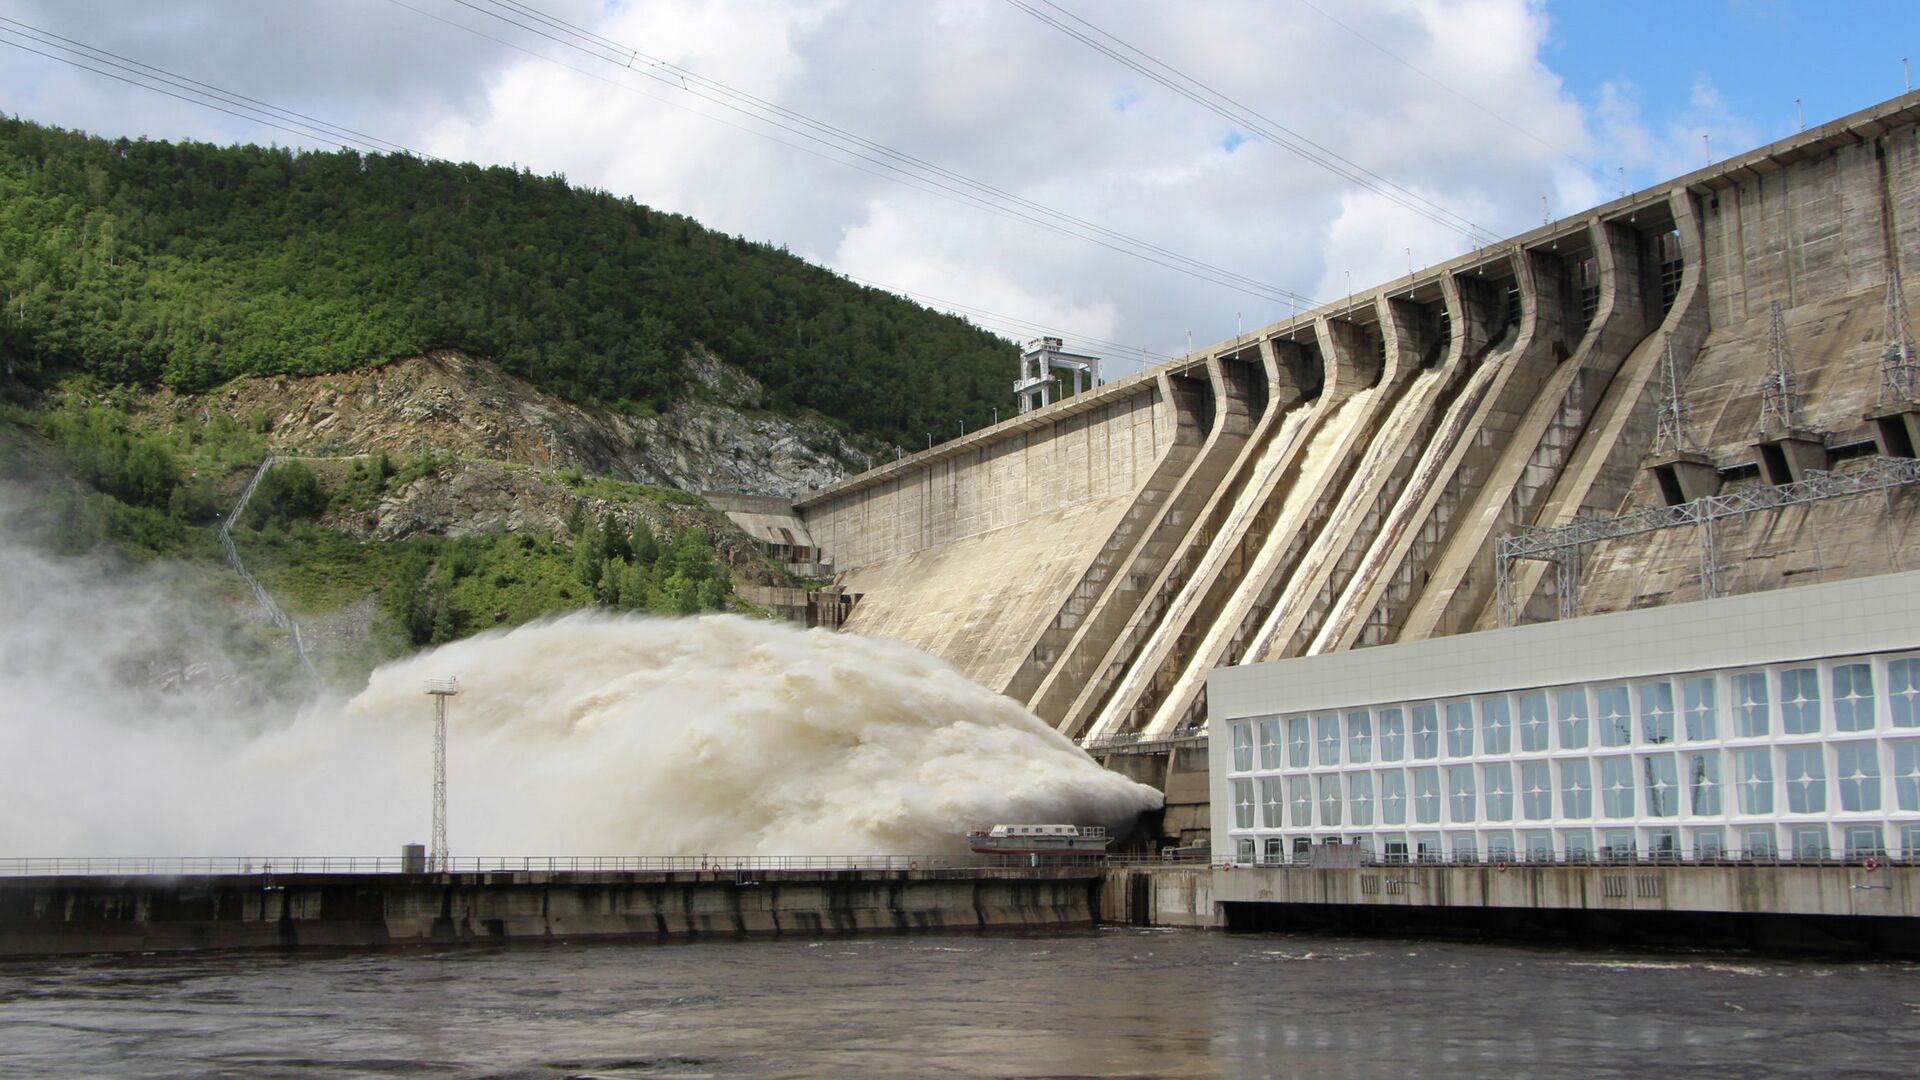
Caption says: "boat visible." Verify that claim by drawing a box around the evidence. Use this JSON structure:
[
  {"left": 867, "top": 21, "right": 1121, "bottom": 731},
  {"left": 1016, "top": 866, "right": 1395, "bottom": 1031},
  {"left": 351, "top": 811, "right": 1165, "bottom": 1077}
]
[{"left": 966, "top": 824, "right": 1109, "bottom": 856}]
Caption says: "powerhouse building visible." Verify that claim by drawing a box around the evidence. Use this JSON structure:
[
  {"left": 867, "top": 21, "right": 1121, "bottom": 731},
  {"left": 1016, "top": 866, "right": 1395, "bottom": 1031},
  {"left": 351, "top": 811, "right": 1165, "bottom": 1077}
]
[{"left": 1208, "top": 571, "right": 1920, "bottom": 864}]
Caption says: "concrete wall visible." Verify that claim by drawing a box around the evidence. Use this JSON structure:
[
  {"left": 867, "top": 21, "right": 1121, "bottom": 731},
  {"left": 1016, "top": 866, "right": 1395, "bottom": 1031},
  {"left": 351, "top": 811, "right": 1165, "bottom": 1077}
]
[
  {"left": 794, "top": 93, "right": 1920, "bottom": 779},
  {"left": 0, "top": 868, "right": 1105, "bottom": 957}
]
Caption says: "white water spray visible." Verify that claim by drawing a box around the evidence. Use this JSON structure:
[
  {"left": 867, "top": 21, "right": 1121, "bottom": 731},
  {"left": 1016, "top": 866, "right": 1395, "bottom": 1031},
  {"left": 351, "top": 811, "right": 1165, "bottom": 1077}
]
[{"left": 0, "top": 527, "right": 1160, "bottom": 856}]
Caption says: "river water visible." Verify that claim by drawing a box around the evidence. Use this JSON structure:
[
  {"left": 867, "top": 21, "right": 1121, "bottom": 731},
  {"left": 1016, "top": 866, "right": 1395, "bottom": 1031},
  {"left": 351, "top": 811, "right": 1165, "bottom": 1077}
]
[{"left": 2, "top": 929, "right": 1916, "bottom": 1078}]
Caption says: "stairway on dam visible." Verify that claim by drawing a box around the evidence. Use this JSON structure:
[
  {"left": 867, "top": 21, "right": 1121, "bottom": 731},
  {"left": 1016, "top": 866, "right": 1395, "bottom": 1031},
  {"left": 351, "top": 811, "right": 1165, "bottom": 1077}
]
[{"left": 791, "top": 92, "right": 1920, "bottom": 842}]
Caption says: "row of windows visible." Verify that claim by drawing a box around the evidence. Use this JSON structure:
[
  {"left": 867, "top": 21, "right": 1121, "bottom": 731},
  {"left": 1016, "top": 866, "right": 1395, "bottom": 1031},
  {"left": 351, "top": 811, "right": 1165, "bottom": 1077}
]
[
  {"left": 1231, "top": 821, "right": 1915, "bottom": 863},
  {"left": 1227, "top": 742, "right": 1920, "bottom": 830},
  {"left": 1228, "top": 657, "right": 1920, "bottom": 773}
]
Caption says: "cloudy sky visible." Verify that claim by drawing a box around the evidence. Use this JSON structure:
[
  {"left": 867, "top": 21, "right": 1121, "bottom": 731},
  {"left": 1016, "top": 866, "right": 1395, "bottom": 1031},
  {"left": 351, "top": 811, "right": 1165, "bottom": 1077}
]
[{"left": 1, "top": 0, "right": 1915, "bottom": 377}]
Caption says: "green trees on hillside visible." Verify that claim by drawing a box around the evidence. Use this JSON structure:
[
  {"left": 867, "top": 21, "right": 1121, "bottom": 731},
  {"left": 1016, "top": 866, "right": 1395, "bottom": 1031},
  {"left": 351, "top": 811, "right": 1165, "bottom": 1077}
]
[{"left": 0, "top": 118, "right": 1017, "bottom": 447}]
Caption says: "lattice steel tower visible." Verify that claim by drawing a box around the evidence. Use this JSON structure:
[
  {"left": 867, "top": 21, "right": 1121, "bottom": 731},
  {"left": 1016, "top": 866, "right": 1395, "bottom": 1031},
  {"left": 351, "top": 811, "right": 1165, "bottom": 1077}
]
[
  {"left": 1882, "top": 268, "right": 1918, "bottom": 404},
  {"left": 424, "top": 677, "right": 459, "bottom": 872},
  {"left": 1758, "top": 300, "right": 1803, "bottom": 436},
  {"left": 1652, "top": 333, "right": 1699, "bottom": 455}
]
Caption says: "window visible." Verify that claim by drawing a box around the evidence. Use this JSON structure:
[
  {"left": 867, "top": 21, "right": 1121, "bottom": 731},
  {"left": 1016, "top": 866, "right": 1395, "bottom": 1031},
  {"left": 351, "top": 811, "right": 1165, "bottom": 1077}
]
[
  {"left": 1564, "top": 831, "right": 1593, "bottom": 860},
  {"left": 1521, "top": 761, "right": 1552, "bottom": 820},
  {"left": 1596, "top": 685, "right": 1632, "bottom": 747},
  {"left": 1694, "top": 828, "right": 1725, "bottom": 859},
  {"left": 1735, "top": 749, "right": 1775, "bottom": 814},
  {"left": 1689, "top": 752, "right": 1722, "bottom": 815},
  {"left": 1892, "top": 658, "right": 1920, "bottom": 728},
  {"left": 1683, "top": 676, "right": 1717, "bottom": 740},
  {"left": 1744, "top": 826, "right": 1777, "bottom": 858},
  {"left": 1905, "top": 825, "right": 1920, "bottom": 859},
  {"left": 1517, "top": 691, "right": 1550, "bottom": 752},
  {"left": 1380, "top": 770, "right": 1408, "bottom": 826},
  {"left": 1316, "top": 712, "right": 1341, "bottom": 766},
  {"left": 1525, "top": 832, "right": 1554, "bottom": 861},
  {"left": 1347, "top": 710, "right": 1373, "bottom": 764},
  {"left": 1448, "top": 766, "right": 1477, "bottom": 823},
  {"left": 1236, "top": 837, "right": 1256, "bottom": 864},
  {"left": 1483, "top": 764, "right": 1513, "bottom": 822},
  {"left": 1258, "top": 777, "right": 1284, "bottom": 828},
  {"left": 1643, "top": 755, "right": 1679, "bottom": 818},
  {"left": 1413, "top": 767, "right": 1441, "bottom": 824},
  {"left": 1897, "top": 742, "right": 1920, "bottom": 811},
  {"left": 1732, "top": 672, "right": 1770, "bottom": 737},
  {"left": 1791, "top": 826, "right": 1828, "bottom": 859},
  {"left": 1258, "top": 718, "right": 1282, "bottom": 769},
  {"left": 1780, "top": 667, "right": 1821, "bottom": 735},
  {"left": 1486, "top": 832, "right": 1514, "bottom": 860},
  {"left": 1287, "top": 716, "right": 1310, "bottom": 768},
  {"left": 1379, "top": 707, "right": 1406, "bottom": 762},
  {"left": 1349, "top": 773, "right": 1374, "bottom": 826},
  {"left": 1783, "top": 745, "right": 1827, "bottom": 813},
  {"left": 1836, "top": 743, "right": 1881, "bottom": 811},
  {"left": 1480, "top": 697, "right": 1512, "bottom": 756},
  {"left": 1445, "top": 701, "right": 1474, "bottom": 757},
  {"left": 1293, "top": 837, "right": 1312, "bottom": 860},
  {"left": 1845, "top": 824, "right": 1886, "bottom": 859},
  {"left": 1556, "top": 688, "right": 1589, "bottom": 749},
  {"left": 1412, "top": 704, "right": 1440, "bottom": 759},
  {"left": 1604, "top": 830, "right": 1636, "bottom": 860},
  {"left": 1317, "top": 775, "right": 1343, "bottom": 827},
  {"left": 1232, "top": 724, "right": 1254, "bottom": 772},
  {"left": 1288, "top": 777, "right": 1313, "bottom": 827},
  {"left": 1648, "top": 828, "right": 1679, "bottom": 858},
  {"left": 1262, "top": 837, "right": 1284, "bottom": 865},
  {"left": 1559, "top": 760, "right": 1593, "bottom": 819},
  {"left": 1832, "top": 663, "right": 1875, "bottom": 732},
  {"left": 1232, "top": 779, "right": 1254, "bottom": 829},
  {"left": 1639, "top": 681, "right": 1675, "bottom": 744},
  {"left": 1451, "top": 835, "right": 1478, "bottom": 862},
  {"left": 1600, "top": 757, "right": 1636, "bottom": 819}
]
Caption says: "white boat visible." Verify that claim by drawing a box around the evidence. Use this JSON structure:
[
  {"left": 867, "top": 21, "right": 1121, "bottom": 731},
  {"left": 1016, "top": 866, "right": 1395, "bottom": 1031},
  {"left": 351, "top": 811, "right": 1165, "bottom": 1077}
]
[{"left": 966, "top": 824, "right": 1109, "bottom": 856}]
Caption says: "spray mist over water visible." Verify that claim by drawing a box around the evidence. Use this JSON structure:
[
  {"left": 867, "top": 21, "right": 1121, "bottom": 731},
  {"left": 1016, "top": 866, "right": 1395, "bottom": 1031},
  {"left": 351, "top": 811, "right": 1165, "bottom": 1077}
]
[{"left": 0, "top": 510, "right": 1160, "bottom": 855}]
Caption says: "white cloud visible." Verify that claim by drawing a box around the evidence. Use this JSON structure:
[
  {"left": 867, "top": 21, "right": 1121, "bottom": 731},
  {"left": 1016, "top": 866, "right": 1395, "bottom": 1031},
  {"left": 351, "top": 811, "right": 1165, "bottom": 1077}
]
[{"left": 0, "top": 0, "right": 1759, "bottom": 381}]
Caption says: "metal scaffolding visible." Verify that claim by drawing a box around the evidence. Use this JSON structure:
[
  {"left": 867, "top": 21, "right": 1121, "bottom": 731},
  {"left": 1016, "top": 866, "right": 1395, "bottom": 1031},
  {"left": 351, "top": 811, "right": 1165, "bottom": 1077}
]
[
  {"left": 1758, "top": 300, "right": 1804, "bottom": 436},
  {"left": 1495, "top": 456, "right": 1920, "bottom": 626},
  {"left": 1651, "top": 333, "right": 1699, "bottom": 456},
  {"left": 1883, "top": 268, "right": 1918, "bottom": 406}
]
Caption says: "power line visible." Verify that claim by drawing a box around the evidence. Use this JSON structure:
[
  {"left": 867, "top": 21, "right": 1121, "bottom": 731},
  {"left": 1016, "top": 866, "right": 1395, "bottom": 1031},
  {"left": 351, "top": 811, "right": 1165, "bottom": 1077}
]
[
  {"left": 1292, "top": 0, "right": 1604, "bottom": 180},
  {"left": 0, "top": 18, "right": 427, "bottom": 158},
  {"left": 840, "top": 273, "right": 1173, "bottom": 368},
  {"left": 393, "top": 0, "right": 1322, "bottom": 309},
  {"left": 1008, "top": 0, "right": 1503, "bottom": 248}
]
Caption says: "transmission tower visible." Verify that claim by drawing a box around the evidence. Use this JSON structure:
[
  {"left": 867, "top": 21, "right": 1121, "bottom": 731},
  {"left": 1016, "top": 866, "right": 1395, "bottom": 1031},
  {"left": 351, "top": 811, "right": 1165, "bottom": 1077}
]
[
  {"left": 425, "top": 677, "right": 459, "bottom": 872},
  {"left": 1652, "top": 333, "right": 1698, "bottom": 455},
  {"left": 1757, "top": 300, "right": 1803, "bottom": 436},
  {"left": 1882, "top": 268, "right": 1918, "bottom": 405}
]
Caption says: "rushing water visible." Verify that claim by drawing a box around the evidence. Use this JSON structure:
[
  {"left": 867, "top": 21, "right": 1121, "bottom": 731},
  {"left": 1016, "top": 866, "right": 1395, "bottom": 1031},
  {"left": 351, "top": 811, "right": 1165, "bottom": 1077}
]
[{"left": 3, "top": 929, "right": 1916, "bottom": 1078}]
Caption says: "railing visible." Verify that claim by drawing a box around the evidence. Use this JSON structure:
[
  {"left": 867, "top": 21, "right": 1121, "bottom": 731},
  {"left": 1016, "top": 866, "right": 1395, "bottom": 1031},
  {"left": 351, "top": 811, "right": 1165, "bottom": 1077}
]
[
  {"left": 1223, "top": 849, "right": 1910, "bottom": 870},
  {"left": 0, "top": 853, "right": 1108, "bottom": 877},
  {"left": 1078, "top": 731, "right": 1209, "bottom": 755}
]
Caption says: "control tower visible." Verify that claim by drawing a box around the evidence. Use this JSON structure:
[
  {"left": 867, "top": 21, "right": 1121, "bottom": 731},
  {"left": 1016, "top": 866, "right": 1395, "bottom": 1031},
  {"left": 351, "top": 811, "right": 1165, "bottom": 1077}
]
[{"left": 1014, "top": 337, "right": 1101, "bottom": 414}]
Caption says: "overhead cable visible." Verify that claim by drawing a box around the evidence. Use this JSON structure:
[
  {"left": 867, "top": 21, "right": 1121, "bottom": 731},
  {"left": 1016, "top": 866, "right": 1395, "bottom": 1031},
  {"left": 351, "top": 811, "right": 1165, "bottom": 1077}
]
[
  {"left": 393, "top": 0, "right": 1322, "bottom": 309},
  {"left": 1008, "top": 0, "right": 1504, "bottom": 248}
]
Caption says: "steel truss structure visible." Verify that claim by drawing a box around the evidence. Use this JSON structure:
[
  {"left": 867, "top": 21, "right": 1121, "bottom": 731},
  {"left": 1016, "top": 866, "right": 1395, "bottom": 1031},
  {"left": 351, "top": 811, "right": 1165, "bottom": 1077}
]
[{"left": 1495, "top": 455, "right": 1920, "bottom": 626}]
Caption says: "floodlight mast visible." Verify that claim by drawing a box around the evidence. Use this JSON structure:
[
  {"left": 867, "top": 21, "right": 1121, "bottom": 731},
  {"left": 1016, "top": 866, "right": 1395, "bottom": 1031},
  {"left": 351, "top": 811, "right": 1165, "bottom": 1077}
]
[{"left": 424, "top": 677, "right": 459, "bottom": 872}]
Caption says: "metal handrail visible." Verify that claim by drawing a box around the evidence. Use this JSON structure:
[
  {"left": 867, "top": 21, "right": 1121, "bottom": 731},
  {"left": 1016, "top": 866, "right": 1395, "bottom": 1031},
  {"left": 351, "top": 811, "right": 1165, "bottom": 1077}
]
[
  {"left": 0, "top": 853, "right": 1108, "bottom": 877},
  {"left": 1221, "top": 849, "right": 1907, "bottom": 869}
]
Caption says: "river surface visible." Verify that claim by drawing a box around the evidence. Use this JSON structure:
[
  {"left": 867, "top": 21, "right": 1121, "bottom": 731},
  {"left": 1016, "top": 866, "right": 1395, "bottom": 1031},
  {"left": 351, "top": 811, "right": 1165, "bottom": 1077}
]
[{"left": 2, "top": 929, "right": 1917, "bottom": 1078}]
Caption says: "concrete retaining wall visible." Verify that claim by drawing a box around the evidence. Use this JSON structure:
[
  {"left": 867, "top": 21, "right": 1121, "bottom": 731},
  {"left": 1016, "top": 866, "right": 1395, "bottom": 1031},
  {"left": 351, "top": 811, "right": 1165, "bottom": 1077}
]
[{"left": 0, "top": 868, "right": 1103, "bottom": 957}]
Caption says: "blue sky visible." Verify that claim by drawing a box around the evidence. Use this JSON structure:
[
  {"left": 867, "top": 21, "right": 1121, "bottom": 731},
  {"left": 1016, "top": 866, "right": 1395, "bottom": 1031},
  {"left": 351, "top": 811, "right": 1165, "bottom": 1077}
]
[{"left": 1545, "top": 0, "right": 1918, "bottom": 158}]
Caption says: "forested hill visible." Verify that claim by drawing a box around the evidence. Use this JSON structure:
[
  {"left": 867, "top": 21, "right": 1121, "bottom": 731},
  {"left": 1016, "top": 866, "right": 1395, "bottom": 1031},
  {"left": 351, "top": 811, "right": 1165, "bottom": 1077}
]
[{"left": 0, "top": 117, "right": 1016, "bottom": 448}]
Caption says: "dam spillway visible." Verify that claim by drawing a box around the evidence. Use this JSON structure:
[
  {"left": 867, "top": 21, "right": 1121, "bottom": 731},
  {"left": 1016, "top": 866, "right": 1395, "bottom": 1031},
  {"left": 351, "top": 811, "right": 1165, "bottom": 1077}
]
[{"left": 785, "top": 92, "right": 1920, "bottom": 845}]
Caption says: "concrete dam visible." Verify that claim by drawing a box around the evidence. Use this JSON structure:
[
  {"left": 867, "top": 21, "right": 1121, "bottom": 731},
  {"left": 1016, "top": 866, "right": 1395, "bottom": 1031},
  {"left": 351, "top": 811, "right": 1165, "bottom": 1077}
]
[{"left": 774, "top": 93, "right": 1920, "bottom": 843}]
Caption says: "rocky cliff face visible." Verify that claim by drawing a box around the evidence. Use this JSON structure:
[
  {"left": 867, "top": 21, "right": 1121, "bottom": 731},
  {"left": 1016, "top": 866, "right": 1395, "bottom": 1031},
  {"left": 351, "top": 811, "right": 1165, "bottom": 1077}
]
[{"left": 155, "top": 348, "right": 863, "bottom": 498}]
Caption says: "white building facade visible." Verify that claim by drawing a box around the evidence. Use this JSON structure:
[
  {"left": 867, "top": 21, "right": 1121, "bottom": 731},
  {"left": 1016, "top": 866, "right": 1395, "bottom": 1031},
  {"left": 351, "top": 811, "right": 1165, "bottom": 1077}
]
[{"left": 1208, "top": 572, "right": 1920, "bottom": 865}]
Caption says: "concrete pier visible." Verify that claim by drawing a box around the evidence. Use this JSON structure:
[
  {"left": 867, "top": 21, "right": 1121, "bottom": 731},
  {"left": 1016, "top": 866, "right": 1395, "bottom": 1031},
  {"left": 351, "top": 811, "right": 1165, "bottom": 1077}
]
[
  {"left": 1104, "top": 863, "right": 1920, "bottom": 953},
  {"left": 0, "top": 866, "right": 1103, "bottom": 958}
]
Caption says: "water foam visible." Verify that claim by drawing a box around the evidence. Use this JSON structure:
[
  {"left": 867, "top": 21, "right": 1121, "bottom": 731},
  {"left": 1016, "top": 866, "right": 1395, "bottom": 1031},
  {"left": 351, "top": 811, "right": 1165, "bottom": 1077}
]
[{"left": 1, "top": 571, "right": 1162, "bottom": 855}]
